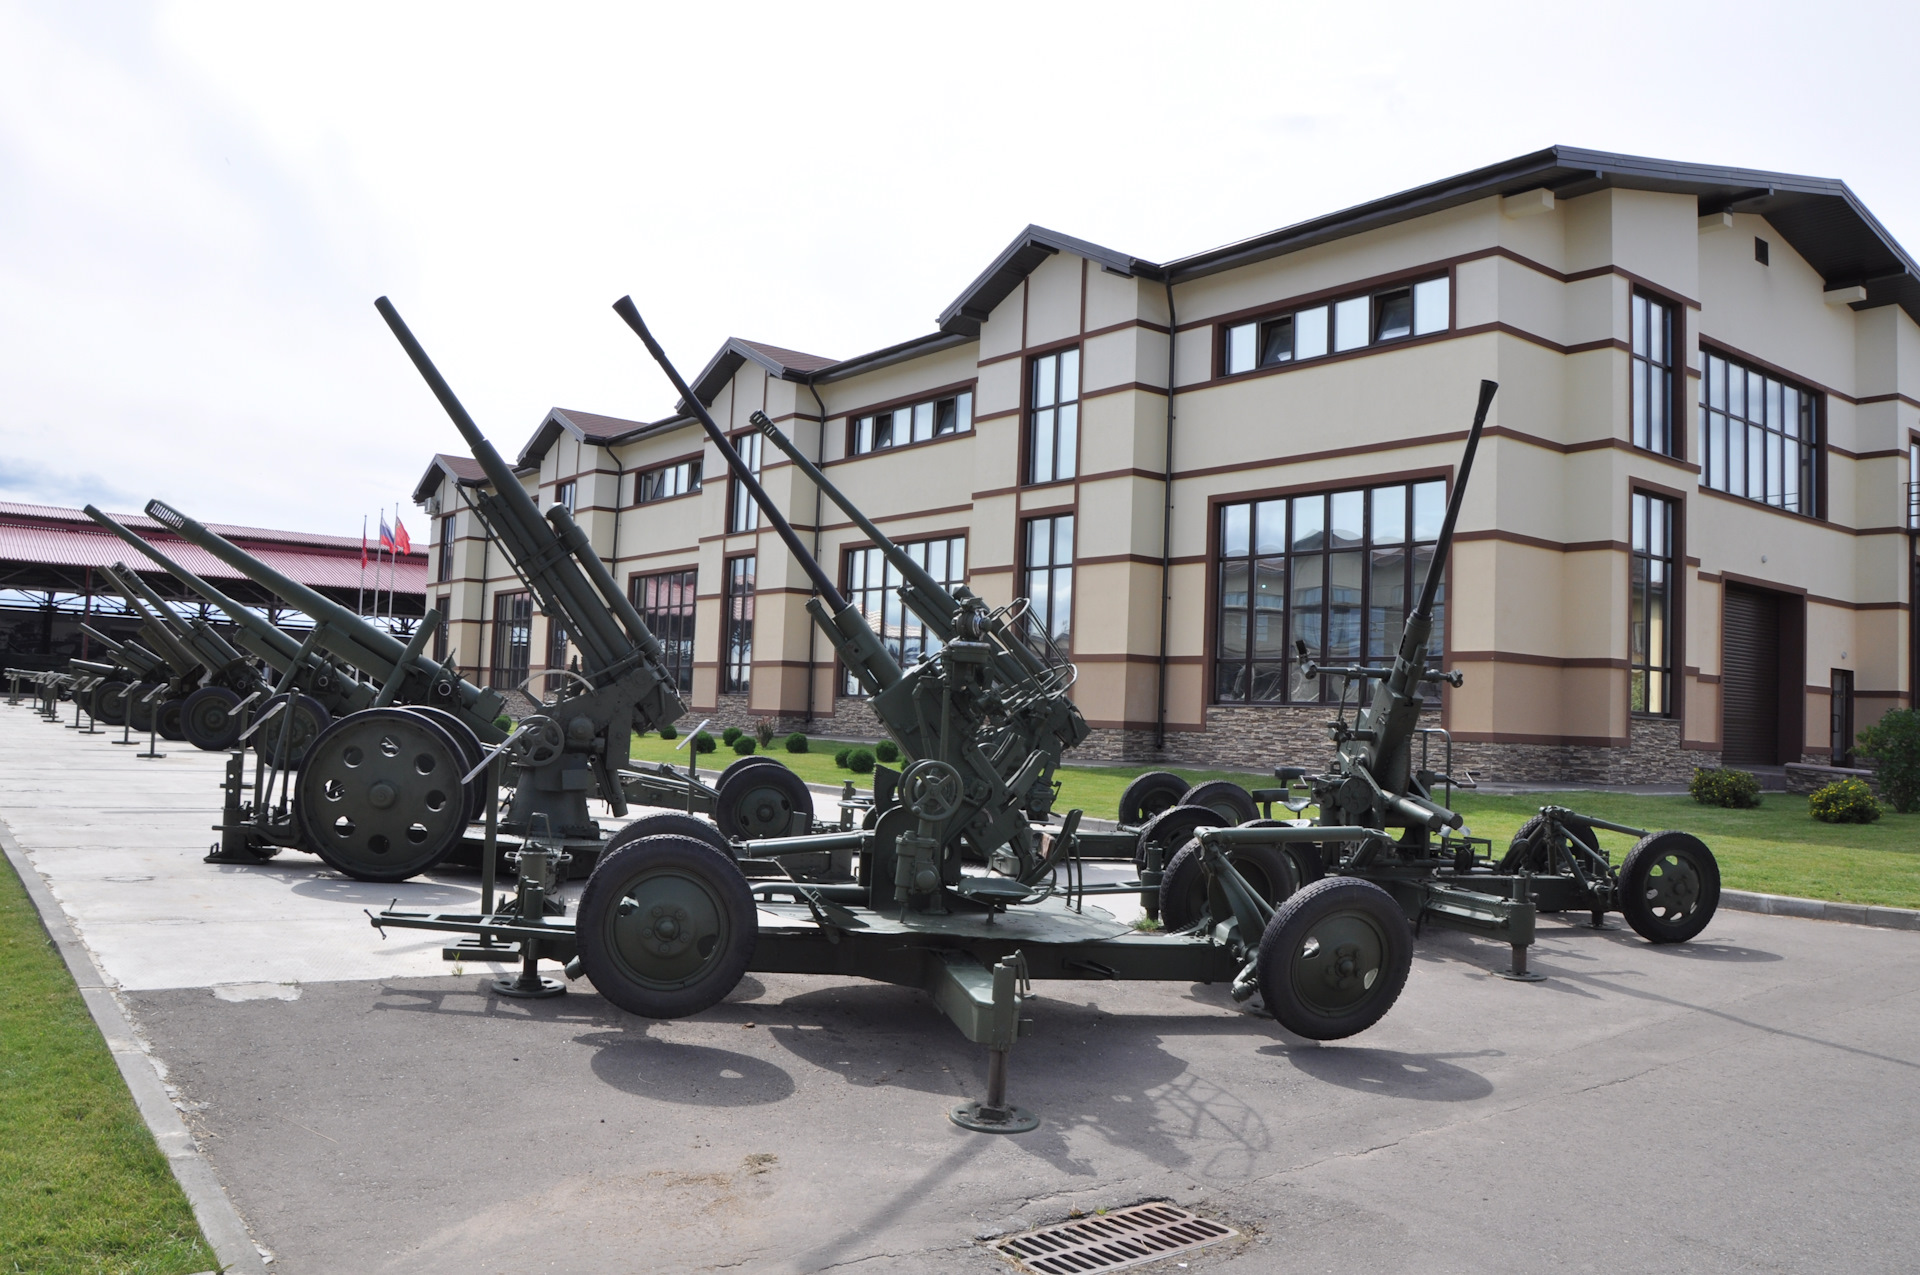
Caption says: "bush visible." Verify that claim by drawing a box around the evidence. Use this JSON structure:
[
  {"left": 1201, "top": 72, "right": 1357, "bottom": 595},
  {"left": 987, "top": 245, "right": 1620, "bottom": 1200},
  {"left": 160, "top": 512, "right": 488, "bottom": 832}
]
[
  {"left": 658, "top": 723, "right": 677, "bottom": 740},
  {"left": 693, "top": 731, "right": 717, "bottom": 754},
  {"left": 1689, "top": 766, "right": 1761, "bottom": 809},
  {"left": 722, "top": 725, "right": 743, "bottom": 746},
  {"left": 494, "top": 715, "right": 514, "bottom": 733},
  {"left": 1809, "top": 777, "right": 1880, "bottom": 824},
  {"left": 847, "top": 747, "right": 876, "bottom": 775},
  {"left": 874, "top": 739, "right": 900, "bottom": 764},
  {"left": 1858, "top": 707, "right": 1920, "bottom": 813},
  {"left": 834, "top": 747, "right": 852, "bottom": 769},
  {"left": 734, "top": 736, "right": 757, "bottom": 755},
  {"left": 785, "top": 732, "right": 809, "bottom": 754},
  {"left": 754, "top": 718, "right": 776, "bottom": 747}
]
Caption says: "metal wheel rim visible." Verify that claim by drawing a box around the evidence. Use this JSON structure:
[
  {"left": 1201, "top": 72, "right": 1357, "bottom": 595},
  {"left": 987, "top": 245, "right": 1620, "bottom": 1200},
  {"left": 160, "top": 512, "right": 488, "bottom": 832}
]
[
  {"left": 299, "top": 712, "right": 464, "bottom": 871},
  {"left": 1640, "top": 849, "right": 1703, "bottom": 921},
  {"left": 186, "top": 693, "right": 235, "bottom": 740},
  {"left": 256, "top": 696, "right": 323, "bottom": 767},
  {"left": 1288, "top": 908, "right": 1392, "bottom": 1016},
  {"left": 605, "top": 866, "right": 735, "bottom": 991},
  {"left": 728, "top": 775, "right": 799, "bottom": 838}
]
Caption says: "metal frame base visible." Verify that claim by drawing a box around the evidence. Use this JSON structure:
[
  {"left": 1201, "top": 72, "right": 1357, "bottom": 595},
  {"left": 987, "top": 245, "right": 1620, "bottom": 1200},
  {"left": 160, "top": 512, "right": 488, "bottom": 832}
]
[
  {"left": 949, "top": 1101, "right": 1039, "bottom": 1134},
  {"left": 493, "top": 972, "right": 566, "bottom": 999}
]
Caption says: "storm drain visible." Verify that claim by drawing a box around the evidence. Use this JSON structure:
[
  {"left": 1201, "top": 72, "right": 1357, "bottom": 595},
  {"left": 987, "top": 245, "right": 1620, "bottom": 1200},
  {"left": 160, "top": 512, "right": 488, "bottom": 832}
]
[{"left": 991, "top": 1203, "right": 1236, "bottom": 1273}]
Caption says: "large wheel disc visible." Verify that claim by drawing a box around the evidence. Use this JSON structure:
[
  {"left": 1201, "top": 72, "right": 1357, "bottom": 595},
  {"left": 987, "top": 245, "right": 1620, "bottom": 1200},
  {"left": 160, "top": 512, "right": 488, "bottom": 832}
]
[
  {"left": 1117, "top": 771, "right": 1190, "bottom": 826},
  {"left": 1618, "top": 831, "right": 1719, "bottom": 943},
  {"left": 92, "top": 680, "right": 131, "bottom": 725},
  {"left": 1257, "top": 877, "right": 1412, "bottom": 1040},
  {"left": 126, "top": 684, "right": 163, "bottom": 733},
  {"left": 1159, "top": 839, "right": 1300, "bottom": 931},
  {"left": 576, "top": 833, "right": 755, "bottom": 1018},
  {"left": 253, "top": 693, "right": 331, "bottom": 770},
  {"left": 295, "top": 708, "right": 470, "bottom": 882},
  {"left": 181, "top": 685, "right": 244, "bottom": 750},
  {"left": 714, "top": 760, "right": 812, "bottom": 840},
  {"left": 403, "top": 705, "right": 488, "bottom": 823}
]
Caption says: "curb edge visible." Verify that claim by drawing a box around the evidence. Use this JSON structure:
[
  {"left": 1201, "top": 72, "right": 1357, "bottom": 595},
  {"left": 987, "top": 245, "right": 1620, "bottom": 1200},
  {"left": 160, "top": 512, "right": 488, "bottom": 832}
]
[{"left": 1720, "top": 887, "right": 1920, "bottom": 931}]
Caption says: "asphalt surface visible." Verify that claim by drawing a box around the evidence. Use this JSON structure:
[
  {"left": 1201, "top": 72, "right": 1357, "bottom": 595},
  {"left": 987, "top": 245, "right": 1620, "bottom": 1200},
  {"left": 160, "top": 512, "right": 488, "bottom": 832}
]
[{"left": 6, "top": 706, "right": 1919, "bottom": 1272}]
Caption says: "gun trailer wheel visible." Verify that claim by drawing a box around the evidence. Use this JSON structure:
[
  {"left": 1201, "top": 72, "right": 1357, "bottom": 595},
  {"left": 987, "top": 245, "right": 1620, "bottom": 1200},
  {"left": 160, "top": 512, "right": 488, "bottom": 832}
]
[
  {"left": 294, "top": 708, "right": 472, "bottom": 882},
  {"left": 1117, "top": 771, "right": 1190, "bottom": 826},
  {"left": 1618, "top": 831, "right": 1719, "bottom": 944},
  {"left": 714, "top": 760, "right": 812, "bottom": 840},
  {"left": 92, "top": 680, "right": 131, "bottom": 725},
  {"left": 1158, "top": 840, "right": 1300, "bottom": 931},
  {"left": 575, "top": 833, "right": 756, "bottom": 1018},
  {"left": 1257, "top": 877, "right": 1412, "bottom": 1040},
  {"left": 252, "top": 693, "right": 330, "bottom": 770},
  {"left": 181, "top": 685, "right": 244, "bottom": 750}
]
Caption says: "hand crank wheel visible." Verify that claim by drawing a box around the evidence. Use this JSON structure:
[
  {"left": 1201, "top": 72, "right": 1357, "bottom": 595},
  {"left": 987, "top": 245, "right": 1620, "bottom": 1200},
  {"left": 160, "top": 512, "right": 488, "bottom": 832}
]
[
  {"left": 1256, "top": 877, "right": 1412, "bottom": 1040},
  {"left": 575, "top": 833, "right": 755, "bottom": 1018},
  {"left": 294, "top": 707, "right": 470, "bottom": 882},
  {"left": 900, "top": 759, "right": 965, "bottom": 822}
]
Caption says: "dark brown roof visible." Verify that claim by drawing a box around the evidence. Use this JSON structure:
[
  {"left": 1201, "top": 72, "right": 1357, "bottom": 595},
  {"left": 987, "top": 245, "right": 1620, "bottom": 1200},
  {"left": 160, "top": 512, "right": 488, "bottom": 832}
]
[
  {"left": 549, "top": 408, "right": 651, "bottom": 440},
  {"left": 411, "top": 453, "right": 488, "bottom": 504},
  {"left": 737, "top": 340, "right": 837, "bottom": 374}
]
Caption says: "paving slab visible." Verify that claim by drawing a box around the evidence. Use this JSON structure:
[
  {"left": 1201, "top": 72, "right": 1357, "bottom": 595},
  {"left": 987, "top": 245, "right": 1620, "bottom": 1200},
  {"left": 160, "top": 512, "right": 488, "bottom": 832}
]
[{"left": 6, "top": 705, "right": 1920, "bottom": 1273}]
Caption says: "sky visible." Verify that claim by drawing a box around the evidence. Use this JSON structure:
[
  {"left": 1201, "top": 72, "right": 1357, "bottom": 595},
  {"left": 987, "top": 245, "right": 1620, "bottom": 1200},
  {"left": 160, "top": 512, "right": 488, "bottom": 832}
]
[{"left": 2, "top": 0, "right": 1916, "bottom": 536}]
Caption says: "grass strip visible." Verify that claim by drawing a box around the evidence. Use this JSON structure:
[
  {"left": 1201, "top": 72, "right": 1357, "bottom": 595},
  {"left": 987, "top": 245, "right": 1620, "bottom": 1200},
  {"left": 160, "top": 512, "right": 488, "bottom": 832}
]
[
  {"left": 0, "top": 850, "right": 215, "bottom": 1275},
  {"left": 634, "top": 733, "right": 1920, "bottom": 909}
]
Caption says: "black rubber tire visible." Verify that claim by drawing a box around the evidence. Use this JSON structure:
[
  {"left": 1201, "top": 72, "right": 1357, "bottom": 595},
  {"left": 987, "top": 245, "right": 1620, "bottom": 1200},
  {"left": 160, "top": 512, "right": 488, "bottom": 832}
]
[
  {"left": 576, "top": 833, "right": 756, "bottom": 1019},
  {"left": 1117, "top": 771, "right": 1191, "bottom": 826},
  {"left": 155, "top": 698, "right": 187, "bottom": 742},
  {"left": 716, "top": 753, "right": 782, "bottom": 789},
  {"left": 404, "top": 706, "right": 488, "bottom": 824},
  {"left": 1182, "top": 780, "right": 1260, "bottom": 825},
  {"left": 1499, "top": 812, "right": 1598, "bottom": 912},
  {"left": 295, "top": 707, "right": 470, "bottom": 882},
  {"left": 1158, "top": 838, "right": 1301, "bottom": 931},
  {"left": 126, "top": 684, "right": 163, "bottom": 734},
  {"left": 1134, "top": 803, "right": 1231, "bottom": 871},
  {"left": 606, "top": 812, "right": 731, "bottom": 859},
  {"left": 181, "top": 685, "right": 244, "bottom": 750},
  {"left": 1256, "top": 876, "right": 1413, "bottom": 1041},
  {"left": 714, "top": 760, "right": 812, "bottom": 841},
  {"left": 92, "top": 679, "right": 131, "bottom": 726},
  {"left": 252, "top": 693, "right": 332, "bottom": 770},
  {"left": 1617, "top": 830, "right": 1719, "bottom": 943}
]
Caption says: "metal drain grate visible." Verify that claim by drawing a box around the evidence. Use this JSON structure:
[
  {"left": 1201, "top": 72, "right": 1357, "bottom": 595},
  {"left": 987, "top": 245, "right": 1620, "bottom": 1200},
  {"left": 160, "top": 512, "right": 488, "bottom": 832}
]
[{"left": 991, "top": 1203, "right": 1236, "bottom": 1273}]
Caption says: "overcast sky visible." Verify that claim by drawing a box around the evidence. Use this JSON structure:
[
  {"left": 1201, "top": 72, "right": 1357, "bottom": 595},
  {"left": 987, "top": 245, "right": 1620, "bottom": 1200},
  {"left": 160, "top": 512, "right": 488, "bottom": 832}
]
[{"left": 2, "top": 0, "right": 1915, "bottom": 536}]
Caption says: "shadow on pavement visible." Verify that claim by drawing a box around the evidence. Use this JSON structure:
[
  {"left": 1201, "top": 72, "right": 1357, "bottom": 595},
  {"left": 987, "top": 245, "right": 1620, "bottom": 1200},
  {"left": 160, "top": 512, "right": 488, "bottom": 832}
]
[
  {"left": 577, "top": 1029, "right": 796, "bottom": 1105},
  {"left": 1261, "top": 1042, "right": 1498, "bottom": 1101}
]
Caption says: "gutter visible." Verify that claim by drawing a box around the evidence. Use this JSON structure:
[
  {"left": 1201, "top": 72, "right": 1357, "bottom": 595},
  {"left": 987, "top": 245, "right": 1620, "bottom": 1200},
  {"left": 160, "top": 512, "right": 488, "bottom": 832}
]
[
  {"left": 803, "top": 376, "right": 830, "bottom": 728},
  {"left": 1156, "top": 277, "right": 1177, "bottom": 752}
]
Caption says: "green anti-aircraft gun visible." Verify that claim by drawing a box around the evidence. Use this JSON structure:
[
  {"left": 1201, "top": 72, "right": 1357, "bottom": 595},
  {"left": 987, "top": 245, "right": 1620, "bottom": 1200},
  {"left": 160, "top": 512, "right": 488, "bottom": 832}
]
[{"left": 1158, "top": 379, "right": 1723, "bottom": 1039}]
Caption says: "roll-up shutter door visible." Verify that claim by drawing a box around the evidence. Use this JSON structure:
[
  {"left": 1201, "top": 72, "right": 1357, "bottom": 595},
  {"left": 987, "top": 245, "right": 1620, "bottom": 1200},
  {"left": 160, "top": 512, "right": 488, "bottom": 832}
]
[{"left": 1722, "top": 587, "right": 1780, "bottom": 766}]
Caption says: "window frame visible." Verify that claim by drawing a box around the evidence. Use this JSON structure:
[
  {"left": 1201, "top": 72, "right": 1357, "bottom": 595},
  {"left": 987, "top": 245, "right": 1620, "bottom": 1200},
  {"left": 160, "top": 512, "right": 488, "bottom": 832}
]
[
  {"left": 1022, "top": 513, "right": 1075, "bottom": 655},
  {"left": 1629, "top": 489, "right": 1679, "bottom": 717},
  {"left": 845, "top": 384, "right": 976, "bottom": 459},
  {"left": 432, "top": 593, "right": 449, "bottom": 662},
  {"left": 630, "top": 566, "right": 697, "bottom": 695},
  {"left": 1218, "top": 271, "right": 1452, "bottom": 378},
  {"left": 727, "top": 432, "right": 761, "bottom": 534},
  {"left": 554, "top": 479, "right": 577, "bottom": 513},
  {"left": 436, "top": 513, "right": 455, "bottom": 583},
  {"left": 721, "top": 554, "right": 755, "bottom": 695},
  {"left": 1698, "top": 344, "right": 1824, "bottom": 519},
  {"left": 838, "top": 535, "right": 968, "bottom": 696},
  {"left": 1630, "top": 289, "right": 1682, "bottom": 459},
  {"left": 488, "top": 590, "right": 532, "bottom": 691},
  {"left": 1023, "top": 346, "right": 1080, "bottom": 487},
  {"left": 634, "top": 456, "right": 702, "bottom": 505}
]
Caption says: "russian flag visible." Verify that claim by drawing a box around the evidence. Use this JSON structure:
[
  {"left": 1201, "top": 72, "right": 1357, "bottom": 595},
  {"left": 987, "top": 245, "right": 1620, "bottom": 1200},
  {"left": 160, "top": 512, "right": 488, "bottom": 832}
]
[{"left": 379, "top": 517, "right": 396, "bottom": 553}]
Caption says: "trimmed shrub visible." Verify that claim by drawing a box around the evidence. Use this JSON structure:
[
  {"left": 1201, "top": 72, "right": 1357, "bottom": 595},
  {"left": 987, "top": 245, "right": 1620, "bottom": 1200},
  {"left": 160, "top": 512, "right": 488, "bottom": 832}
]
[
  {"left": 847, "top": 747, "right": 876, "bottom": 775},
  {"left": 785, "top": 732, "right": 809, "bottom": 754},
  {"left": 494, "top": 715, "right": 514, "bottom": 733},
  {"left": 693, "top": 731, "right": 717, "bottom": 754},
  {"left": 754, "top": 718, "right": 776, "bottom": 747},
  {"left": 1689, "top": 766, "right": 1761, "bottom": 809},
  {"left": 733, "top": 737, "right": 757, "bottom": 755},
  {"left": 1858, "top": 707, "right": 1920, "bottom": 813},
  {"left": 834, "top": 747, "right": 852, "bottom": 769},
  {"left": 1809, "top": 777, "right": 1880, "bottom": 824},
  {"left": 722, "top": 725, "right": 743, "bottom": 746},
  {"left": 658, "top": 723, "right": 678, "bottom": 740},
  {"left": 874, "top": 739, "right": 900, "bottom": 764}
]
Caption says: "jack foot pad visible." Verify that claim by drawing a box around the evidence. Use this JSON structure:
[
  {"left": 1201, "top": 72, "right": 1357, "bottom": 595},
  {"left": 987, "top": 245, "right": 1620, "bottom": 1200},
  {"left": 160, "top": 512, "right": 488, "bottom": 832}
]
[
  {"left": 1494, "top": 967, "right": 1548, "bottom": 982},
  {"left": 493, "top": 973, "right": 565, "bottom": 999},
  {"left": 949, "top": 1101, "right": 1039, "bottom": 1134}
]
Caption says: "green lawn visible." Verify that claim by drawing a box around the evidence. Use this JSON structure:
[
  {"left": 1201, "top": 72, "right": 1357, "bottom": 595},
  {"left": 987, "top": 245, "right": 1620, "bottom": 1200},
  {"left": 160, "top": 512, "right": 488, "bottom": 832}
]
[
  {"left": 0, "top": 854, "right": 215, "bottom": 1275},
  {"left": 634, "top": 732, "right": 1920, "bottom": 908}
]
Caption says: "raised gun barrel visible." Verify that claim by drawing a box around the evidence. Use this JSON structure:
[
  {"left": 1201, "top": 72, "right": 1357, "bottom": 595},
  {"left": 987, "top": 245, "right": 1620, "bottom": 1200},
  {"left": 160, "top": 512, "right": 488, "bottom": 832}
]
[
  {"left": 100, "top": 558, "right": 252, "bottom": 678},
  {"left": 95, "top": 563, "right": 202, "bottom": 679}
]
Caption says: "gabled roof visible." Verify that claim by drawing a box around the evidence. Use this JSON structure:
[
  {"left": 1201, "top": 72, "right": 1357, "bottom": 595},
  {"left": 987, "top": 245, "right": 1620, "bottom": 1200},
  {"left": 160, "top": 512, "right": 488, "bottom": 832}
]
[
  {"left": 514, "top": 407, "right": 653, "bottom": 470},
  {"left": 411, "top": 453, "right": 487, "bottom": 505},
  {"left": 937, "top": 225, "right": 1161, "bottom": 338},
  {"left": 680, "top": 337, "right": 838, "bottom": 411}
]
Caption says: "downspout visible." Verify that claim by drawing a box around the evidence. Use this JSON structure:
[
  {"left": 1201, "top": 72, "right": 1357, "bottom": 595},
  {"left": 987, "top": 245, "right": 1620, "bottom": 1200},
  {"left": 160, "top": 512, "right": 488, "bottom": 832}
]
[
  {"left": 803, "top": 375, "right": 829, "bottom": 728},
  {"left": 1155, "top": 275, "right": 1178, "bottom": 752}
]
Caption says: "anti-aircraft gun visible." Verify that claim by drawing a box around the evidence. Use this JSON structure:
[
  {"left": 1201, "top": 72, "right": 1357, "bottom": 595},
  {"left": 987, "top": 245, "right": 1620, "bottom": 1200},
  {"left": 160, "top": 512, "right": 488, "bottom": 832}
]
[{"left": 1165, "top": 380, "right": 1723, "bottom": 1038}]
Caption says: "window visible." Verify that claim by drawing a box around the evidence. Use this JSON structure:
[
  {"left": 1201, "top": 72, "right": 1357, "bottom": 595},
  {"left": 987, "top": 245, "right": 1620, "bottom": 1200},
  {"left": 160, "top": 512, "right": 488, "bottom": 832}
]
[
  {"left": 547, "top": 617, "right": 569, "bottom": 670},
  {"left": 1630, "top": 492, "right": 1676, "bottom": 715},
  {"left": 432, "top": 594, "right": 448, "bottom": 662},
  {"left": 1907, "top": 438, "right": 1918, "bottom": 530},
  {"left": 437, "top": 513, "right": 455, "bottom": 583},
  {"left": 1027, "top": 349, "right": 1079, "bottom": 484},
  {"left": 851, "top": 391, "right": 973, "bottom": 456},
  {"left": 636, "top": 458, "right": 700, "bottom": 504},
  {"left": 1214, "top": 479, "right": 1445, "bottom": 703},
  {"left": 554, "top": 480, "right": 576, "bottom": 513},
  {"left": 1830, "top": 668, "right": 1855, "bottom": 766},
  {"left": 728, "top": 433, "right": 761, "bottom": 534},
  {"left": 1631, "top": 293, "right": 1678, "bottom": 456},
  {"left": 1754, "top": 237, "right": 1770, "bottom": 265},
  {"left": 1223, "top": 276, "right": 1448, "bottom": 375},
  {"left": 489, "top": 591, "right": 531, "bottom": 690},
  {"left": 841, "top": 536, "right": 967, "bottom": 695},
  {"left": 722, "top": 556, "right": 754, "bottom": 693},
  {"left": 632, "top": 568, "right": 696, "bottom": 694},
  {"left": 1699, "top": 351, "right": 1819, "bottom": 516},
  {"left": 1023, "top": 515, "right": 1074, "bottom": 653}
]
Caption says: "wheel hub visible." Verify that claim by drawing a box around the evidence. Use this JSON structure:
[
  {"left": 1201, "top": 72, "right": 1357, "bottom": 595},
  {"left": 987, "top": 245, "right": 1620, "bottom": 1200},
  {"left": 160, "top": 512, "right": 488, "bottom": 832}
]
[{"left": 611, "top": 871, "right": 727, "bottom": 987}]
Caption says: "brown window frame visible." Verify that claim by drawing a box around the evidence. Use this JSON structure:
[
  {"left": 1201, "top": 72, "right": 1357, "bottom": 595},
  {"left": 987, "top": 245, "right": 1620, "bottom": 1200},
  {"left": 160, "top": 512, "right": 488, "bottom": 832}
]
[
  {"left": 631, "top": 567, "right": 696, "bottom": 695},
  {"left": 1218, "top": 273, "right": 1451, "bottom": 377},
  {"left": 488, "top": 590, "right": 532, "bottom": 691},
  {"left": 721, "top": 554, "right": 755, "bottom": 695}
]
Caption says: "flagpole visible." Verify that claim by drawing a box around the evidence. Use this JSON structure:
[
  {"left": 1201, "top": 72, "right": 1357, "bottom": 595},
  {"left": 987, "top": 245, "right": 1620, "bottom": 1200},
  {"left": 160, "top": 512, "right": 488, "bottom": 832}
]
[{"left": 357, "top": 514, "right": 367, "bottom": 616}]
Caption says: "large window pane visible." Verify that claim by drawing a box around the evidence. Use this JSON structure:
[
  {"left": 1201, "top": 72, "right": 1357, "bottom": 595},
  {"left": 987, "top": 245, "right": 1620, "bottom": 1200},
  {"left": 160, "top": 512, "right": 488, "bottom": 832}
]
[
  {"left": 1294, "top": 306, "right": 1328, "bottom": 359},
  {"left": 1412, "top": 278, "right": 1449, "bottom": 335},
  {"left": 1227, "top": 323, "right": 1256, "bottom": 375},
  {"left": 1333, "top": 297, "right": 1369, "bottom": 351}
]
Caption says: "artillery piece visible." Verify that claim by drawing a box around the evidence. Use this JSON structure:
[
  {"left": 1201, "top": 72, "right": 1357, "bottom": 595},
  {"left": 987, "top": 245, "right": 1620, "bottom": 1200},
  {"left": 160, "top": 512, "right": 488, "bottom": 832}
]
[
  {"left": 372, "top": 296, "right": 1404, "bottom": 1135},
  {"left": 1160, "top": 380, "right": 1722, "bottom": 1039}
]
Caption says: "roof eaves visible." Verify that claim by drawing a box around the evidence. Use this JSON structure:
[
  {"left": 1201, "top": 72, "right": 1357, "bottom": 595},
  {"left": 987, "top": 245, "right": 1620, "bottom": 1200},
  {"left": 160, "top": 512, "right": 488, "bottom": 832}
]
[
  {"left": 936, "top": 225, "right": 1161, "bottom": 338},
  {"left": 812, "top": 331, "right": 974, "bottom": 384}
]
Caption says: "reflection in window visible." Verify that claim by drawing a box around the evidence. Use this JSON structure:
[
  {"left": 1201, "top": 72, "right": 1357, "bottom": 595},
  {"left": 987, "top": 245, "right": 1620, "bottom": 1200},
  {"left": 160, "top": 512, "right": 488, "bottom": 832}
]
[
  {"left": 1215, "top": 479, "right": 1445, "bottom": 703},
  {"left": 1023, "top": 515, "right": 1074, "bottom": 653},
  {"left": 632, "top": 568, "right": 696, "bottom": 694},
  {"left": 723, "top": 556, "right": 754, "bottom": 693},
  {"left": 1223, "top": 277, "right": 1448, "bottom": 375},
  {"left": 728, "top": 432, "right": 761, "bottom": 533},
  {"left": 1632, "top": 293, "right": 1677, "bottom": 456},
  {"left": 1699, "top": 351, "right": 1819, "bottom": 516},
  {"left": 851, "top": 391, "right": 972, "bottom": 456},
  {"left": 1028, "top": 350, "right": 1079, "bottom": 484},
  {"left": 1630, "top": 493, "right": 1675, "bottom": 715},
  {"left": 841, "top": 537, "right": 967, "bottom": 695}
]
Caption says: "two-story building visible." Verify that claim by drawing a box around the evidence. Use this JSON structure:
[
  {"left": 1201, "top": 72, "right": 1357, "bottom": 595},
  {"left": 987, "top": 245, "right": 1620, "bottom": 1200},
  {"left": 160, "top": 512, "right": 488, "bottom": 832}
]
[{"left": 413, "top": 146, "right": 1920, "bottom": 782}]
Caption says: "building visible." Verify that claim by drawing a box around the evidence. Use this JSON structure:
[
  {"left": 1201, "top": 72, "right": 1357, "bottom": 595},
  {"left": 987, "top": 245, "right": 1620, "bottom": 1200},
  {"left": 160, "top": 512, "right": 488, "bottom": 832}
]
[
  {"left": 414, "top": 146, "right": 1920, "bottom": 782},
  {"left": 0, "top": 501, "right": 426, "bottom": 669}
]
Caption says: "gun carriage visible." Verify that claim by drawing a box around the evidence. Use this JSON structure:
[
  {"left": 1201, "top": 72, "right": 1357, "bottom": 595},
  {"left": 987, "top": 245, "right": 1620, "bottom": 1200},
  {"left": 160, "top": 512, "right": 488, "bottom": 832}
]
[{"left": 372, "top": 296, "right": 1412, "bottom": 1135}]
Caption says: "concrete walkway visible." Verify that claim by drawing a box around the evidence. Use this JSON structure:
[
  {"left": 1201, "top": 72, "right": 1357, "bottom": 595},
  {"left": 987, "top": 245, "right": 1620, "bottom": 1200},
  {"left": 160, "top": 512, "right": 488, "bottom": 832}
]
[{"left": 5, "top": 705, "right": 1918, "bottom": 1273}]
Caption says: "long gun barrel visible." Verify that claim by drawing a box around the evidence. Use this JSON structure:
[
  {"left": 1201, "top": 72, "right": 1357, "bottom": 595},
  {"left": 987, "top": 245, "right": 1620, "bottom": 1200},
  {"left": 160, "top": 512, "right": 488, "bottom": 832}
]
[
  {"left": 100, "top": 557, "right": 250, "bottom": 673},
  {"left": 95, "top": 563, "right": 201, "bottom": 677},
  {"left": 374, "top": 296, "right": 668, "bottom": 686}
]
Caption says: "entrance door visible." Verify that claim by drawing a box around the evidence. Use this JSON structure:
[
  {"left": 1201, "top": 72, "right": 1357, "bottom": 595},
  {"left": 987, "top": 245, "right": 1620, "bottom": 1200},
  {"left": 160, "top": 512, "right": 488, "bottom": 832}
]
[{"left": 1723, "top": 587, "right": 1782, "bottom": 765}]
